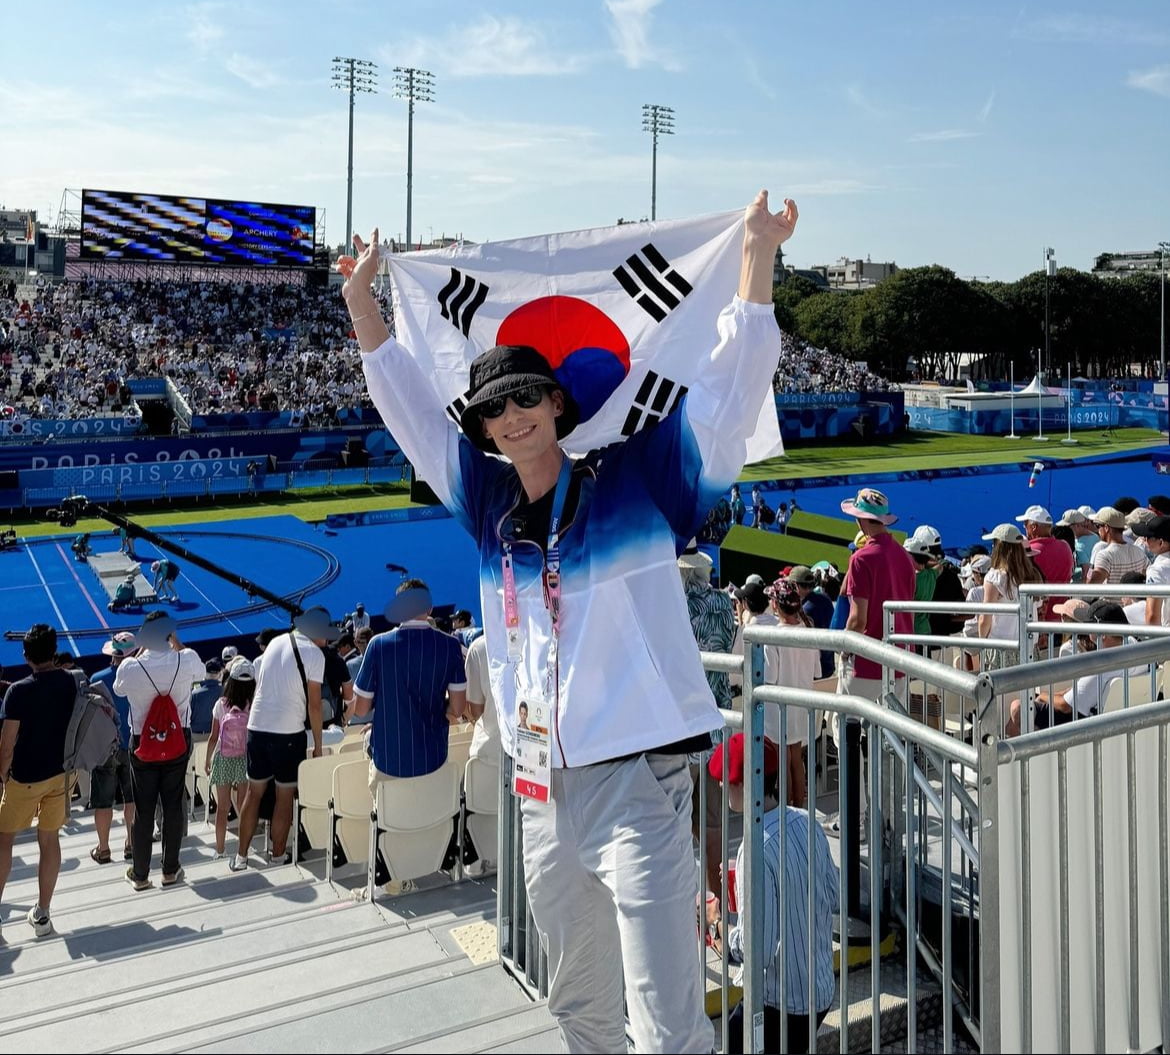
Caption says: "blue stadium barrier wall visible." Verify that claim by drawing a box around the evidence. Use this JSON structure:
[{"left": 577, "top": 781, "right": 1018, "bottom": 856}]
[
  {"left": 775, "top": 391, "right": 904, "bottom": 442},
  {"left": 906, "top": 403, "right": 1167, "bottom": 434}
]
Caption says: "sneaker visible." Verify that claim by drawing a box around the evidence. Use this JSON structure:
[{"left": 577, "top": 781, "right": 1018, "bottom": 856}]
[
  {"left": 267, "top": 850, "right": 293, "bottom": 866},
  {"left": 382, "top": 878, "right": 417, "bottom": 897},
  {"left": 27, "top": 906, "right": 52, "bottom": 938},
  {"left": 465, "top": 859, "right": 495, "bottom": 878},
  {"left": 161, "top": 867, "right": 185, "bottom": 887},
  {"left": 125, "top": 867, "right": 152, "bottom": 892},
  {"left": 228, "top": 854, "right": 249, "bottom": 872}
]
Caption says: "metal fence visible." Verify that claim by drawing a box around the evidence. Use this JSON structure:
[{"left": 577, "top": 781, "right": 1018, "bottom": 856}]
[{"left": 495, "top": 614, "right": 1170, "bottom": 1053}]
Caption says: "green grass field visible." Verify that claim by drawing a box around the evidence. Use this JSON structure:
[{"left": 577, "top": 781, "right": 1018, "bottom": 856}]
[
  {"left": 4, "top": 483, "right": 416, "bottom": 538},
  {"left": 743, "top": 427, "right": 1164, "bottom": 481}
]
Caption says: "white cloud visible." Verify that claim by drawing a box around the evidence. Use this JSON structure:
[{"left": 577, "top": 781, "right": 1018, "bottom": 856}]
[
  {"left": 185, "top": 2, "right": 225, "bottom": 52},
  {"left": 1013, "top": 14, "right": 1169, "bottom": 47},
  {"left": 225, "top": 53, "right": 281, "bottom": 90},
  {"left": 603, "top": 0, "right": 680, "bottom": 71},
  {"left": 382, "top": 15, "right": 590, "bottom": 78},
  {"left": 908, "top": 129, "right": 982, "bottom": 143},
  {"left": 978, "top": 89, "right": 996, "bottom": 123},
  {"left": 1127, "top": 64, "right": 1170, "bottom": 99}
]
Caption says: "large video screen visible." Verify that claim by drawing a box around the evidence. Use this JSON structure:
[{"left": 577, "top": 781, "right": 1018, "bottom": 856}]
[{"left": 80, "top": 190, "right": 315, "bottom": 268}]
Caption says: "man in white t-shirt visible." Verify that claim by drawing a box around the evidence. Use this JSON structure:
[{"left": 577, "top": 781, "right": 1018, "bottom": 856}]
[
  {"left": 464, "top": 634, "right": 500, "bottom": 764},
  {"left": 114, "top": 613, "right": 207, "bottom": 889},
  {"left": 1133, "top": 515, "right": 1170, "bottom": 626},
  {"left": 230, "top": 607, "right": 338, "bottom": 871}
]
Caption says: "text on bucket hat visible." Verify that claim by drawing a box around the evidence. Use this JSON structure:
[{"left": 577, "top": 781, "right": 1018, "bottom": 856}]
[
  {"left": 982, "top": 524, "right": 1026, "bottom": 544},
  {"left": 1014, "top": 505, "right": 1052, "bottom": 525},
  {"left": 294, "top": 606, "right": 341, "bottom": 643},
  {"left": 839, "top": 487, "right": 897, "bottom": 526},
  {"left": 458, "top": 345, "right": 581, "bottom": 454},
  {"left": 707, "top": 733, "right": 780, "bottom": 784}
]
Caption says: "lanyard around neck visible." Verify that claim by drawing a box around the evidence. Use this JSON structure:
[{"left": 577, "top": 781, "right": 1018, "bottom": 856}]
[{"left": 502, "top": 456, "right": 572, "bottom": 638}]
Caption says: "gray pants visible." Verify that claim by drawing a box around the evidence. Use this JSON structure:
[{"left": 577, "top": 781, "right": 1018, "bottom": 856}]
[{"left": 520, "top": 753, "right": 713, "bottom": 1054}]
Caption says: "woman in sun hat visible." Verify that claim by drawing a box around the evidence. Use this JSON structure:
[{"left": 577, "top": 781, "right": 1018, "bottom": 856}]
[{"left": 977, "top": 524, "right": 1043, "bottom": 667}]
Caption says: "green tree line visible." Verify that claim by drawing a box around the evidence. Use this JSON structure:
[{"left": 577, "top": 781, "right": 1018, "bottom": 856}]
[{"left": 773, "top": 266, "right": 1163, "bottom": 383}]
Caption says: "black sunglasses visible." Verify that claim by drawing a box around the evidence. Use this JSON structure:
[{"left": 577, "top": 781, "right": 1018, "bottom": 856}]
[{"left": 479, "top": 385, "right": 547, "bottom": 419}]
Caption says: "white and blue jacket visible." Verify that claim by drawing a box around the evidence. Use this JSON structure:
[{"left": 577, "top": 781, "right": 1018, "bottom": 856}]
[{"left": 363, "top": 296, "right": 780, "bottom": 767}]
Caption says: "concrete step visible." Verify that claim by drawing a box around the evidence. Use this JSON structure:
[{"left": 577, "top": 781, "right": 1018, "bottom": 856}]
[
  {"left": 387, "top": 1000, "right": 558, "bottom": 1053},
  {"left": 158, "top": 961, "right": 531, "bottom": 1054},
  {"left": 0, "top": 900, "right": 386, "bottom": 1027},
  {"left": 3, "top": 926, "right": 452, "bottom": 1053}
]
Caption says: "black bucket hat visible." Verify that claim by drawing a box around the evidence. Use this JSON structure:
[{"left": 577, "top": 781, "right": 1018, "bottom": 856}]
[{"left": 459, "top": 345, "right": 580, "bottom": 454}]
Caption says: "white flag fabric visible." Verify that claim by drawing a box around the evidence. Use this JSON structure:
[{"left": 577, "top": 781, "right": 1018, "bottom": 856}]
[{"left": 386, "top": 211, "right": 783, "bottom": 461}]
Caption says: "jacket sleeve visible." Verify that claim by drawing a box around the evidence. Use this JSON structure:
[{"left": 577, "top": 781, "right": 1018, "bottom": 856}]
[
  {"left": 361, "top": 336, "right": 497, "bottom": 535},
  {"left": 618, "top": 297, "right": 781, "bottom": 536}
]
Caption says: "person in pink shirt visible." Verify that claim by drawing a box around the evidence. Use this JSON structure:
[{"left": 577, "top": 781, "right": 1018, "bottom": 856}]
[{"left": 1016, "top": 505, "right": 1073, "bottom": 622}]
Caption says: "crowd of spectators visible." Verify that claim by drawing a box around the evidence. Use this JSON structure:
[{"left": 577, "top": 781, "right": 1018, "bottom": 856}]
[
  {"left": 1, "top": 277, "right": 391, "bottom": 424},
  {"left": 3, "top": 275, "right": 895, "bottom": 425},
  {"left": 773, "top": 332, "right": 895, "bottom": 393}
]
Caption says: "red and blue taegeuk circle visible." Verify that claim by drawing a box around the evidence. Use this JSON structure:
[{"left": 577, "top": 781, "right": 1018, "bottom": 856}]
[{"left": 496, "top": 296, "right": 630, "bottom": 422}]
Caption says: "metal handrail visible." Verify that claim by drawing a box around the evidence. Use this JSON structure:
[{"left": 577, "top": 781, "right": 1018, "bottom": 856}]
[
  {"left": 996, "top": 698, "right": 1170, "bottom": 762},
  {"left": 741, "top": 622, "right": 984, "bottom": 698},
  {"left": 984, "top": 635, "right": 1170, "bottom": 695}
]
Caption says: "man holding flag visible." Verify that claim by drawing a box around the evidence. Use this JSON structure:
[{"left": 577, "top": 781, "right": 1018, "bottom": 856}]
[{"left": 339, "top": 190, "right": 797, "bottom": 1053}]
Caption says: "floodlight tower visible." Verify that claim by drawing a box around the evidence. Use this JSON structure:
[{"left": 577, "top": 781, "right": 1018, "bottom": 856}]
[
  {"left": 641, "top": 104, "right": 675, "bottom": 221},
  {"left": 331, "top": 57, "right": 378, "bottom": 255},
  {"left": 393, "top": 67, "right": 434, "bottom": 250}
]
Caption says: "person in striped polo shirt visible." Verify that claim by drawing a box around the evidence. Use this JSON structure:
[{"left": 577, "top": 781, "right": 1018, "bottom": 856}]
[
  {"left": 707, "top": 733, "right": 838, "bottom": 1054},
  {"left": 353, "top": 580, "right": 467, "bottom": 790}
]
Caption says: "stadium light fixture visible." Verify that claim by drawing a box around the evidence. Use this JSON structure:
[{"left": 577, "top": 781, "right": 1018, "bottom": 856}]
[
  {"left": 393, "top": 67, "right": 435, "bottom": 251},
  {"left": 1159, "top": 241, "right": 1169, "bottom": 392},
  {"left": 641, "top": 104, "right": 674, "bottom": 222},
  {"left": 331, "top": 57, "right": 378, "bottom": 257}
]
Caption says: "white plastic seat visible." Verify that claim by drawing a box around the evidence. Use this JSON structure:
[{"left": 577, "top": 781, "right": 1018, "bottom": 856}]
[
  {"left": 463, "top": 755, "right": 500, "bottom": 868},
  {"left": 295, "top": 755, "right": 350, "bottom": 857},
  {"left": 330, "top": 759, "right": 374, "bottom": 882},
  {"left": 368, "top": 759, "right": 461, "bottom": 899},
  {"left": 187, "top": 737, "right": 211, "bottom": 823},
  {"left": 447, "top": 723, "right": 474, "bottom": 773},
  {"left": 338, "top": 738, "right": 366, "bottom": 755}
]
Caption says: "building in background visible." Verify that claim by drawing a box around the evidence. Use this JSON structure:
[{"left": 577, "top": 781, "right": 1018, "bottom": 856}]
[
  {"left": 811, "top": 255, "right": 899, "bottom": 290},
  {"left": 1091, "top": 249, "right": 1163, "bottom": 278}
]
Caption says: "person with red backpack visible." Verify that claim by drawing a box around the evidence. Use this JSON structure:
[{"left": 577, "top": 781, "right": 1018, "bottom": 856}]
[
  {"left": 204, "top": 657, "right": 255, "bottom": 858},
  {"left": 114, "top": 612, "right": 207, "bottom": 890}
]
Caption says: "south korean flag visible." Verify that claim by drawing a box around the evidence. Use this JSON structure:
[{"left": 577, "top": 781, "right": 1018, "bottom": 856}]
[{"left": 386, "top": 210, "right": 783, "bottom": 461}]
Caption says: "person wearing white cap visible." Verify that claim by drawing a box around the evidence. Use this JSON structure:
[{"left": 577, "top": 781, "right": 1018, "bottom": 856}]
[
  {"left": 977, "top": 525, "right": 1043, "bottom": 666},
  {"left": 1086, "top": 507, "right": 1147, "bottom": 584},
  {"left": 1056, "top": 509, "right": 1098, "bottom": 582},
  {"left": 1015, "top": 505, "right": 1072, "bottom": 622}
]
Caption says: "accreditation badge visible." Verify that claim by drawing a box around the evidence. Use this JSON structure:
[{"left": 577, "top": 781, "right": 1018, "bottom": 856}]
[{"left": 512, "top": 697, "right": 552, "bottom": 802}]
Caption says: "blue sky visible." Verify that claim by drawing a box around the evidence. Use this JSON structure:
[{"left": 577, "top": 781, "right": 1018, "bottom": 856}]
[{"left": 3, "top": 1, "right": 1167, "bottom": 279}]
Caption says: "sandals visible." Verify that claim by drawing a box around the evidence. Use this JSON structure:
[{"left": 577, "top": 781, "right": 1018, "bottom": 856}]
[
  {"left": 90, "top": 846, "right": 112, "bottom": 865},
  {"left": 123, "top": 843, "right": 133, "bottom": 861},
  {"left": 125, "top": 867, "right": 152, "bottom": 892}
]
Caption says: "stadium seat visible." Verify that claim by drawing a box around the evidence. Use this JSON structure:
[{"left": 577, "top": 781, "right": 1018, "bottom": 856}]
[
  {"left": 338, "top": 738, "right": 365, "bottom": 755},
  {"left": 463, "top": 756, "right": 500, "bottom": 869},
  {"left": 187, "top": 738, "right": 211, "bottom": 824},
  {"left": 295, "top": 755, "right": 351, "bottom": 860},
  {"left": 369, "top": 759, "right": 462, "bottom": 900},
  {"left": 447, "top": 722, "right": 475, "bottom": 773},
  {"left": 329, "top": 759, "right": 374, "bottom": 885}
]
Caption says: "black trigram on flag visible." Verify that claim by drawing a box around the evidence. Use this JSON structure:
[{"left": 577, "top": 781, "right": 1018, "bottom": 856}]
[
  {"left": 445, "top": 389, "right": 471, "bottom": 426},
  {"left": 613, "top": 243, "right": 693, "bottom": 322},
  {"left": 437, "top": 267, "right": 489, "bottom": 337},
  {"left": 621, "top": 370, "right": 688, "bottom": 437}
]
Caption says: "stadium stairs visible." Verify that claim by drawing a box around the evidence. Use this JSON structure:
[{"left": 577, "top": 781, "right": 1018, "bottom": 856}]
[{"left": 0, "top": 808, "right": 558, "bottom": 1054}]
